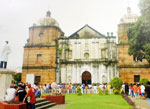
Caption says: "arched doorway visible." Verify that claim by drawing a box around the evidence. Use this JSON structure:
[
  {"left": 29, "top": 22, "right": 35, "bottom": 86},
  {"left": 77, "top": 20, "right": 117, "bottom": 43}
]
[{"left": 82, "top": 71, "right": 91, "bottom": 85}]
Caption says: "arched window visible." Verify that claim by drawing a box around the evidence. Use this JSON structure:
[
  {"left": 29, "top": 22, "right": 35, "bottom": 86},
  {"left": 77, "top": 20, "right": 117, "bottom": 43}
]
[{"left": 84, "top": 53, "right": 89, "bottom": 59}]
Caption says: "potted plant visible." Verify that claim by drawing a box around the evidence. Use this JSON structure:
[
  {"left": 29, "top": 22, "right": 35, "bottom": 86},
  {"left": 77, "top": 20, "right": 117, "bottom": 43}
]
[
  {"left": 41, "top": 82, "right": 65, "bottom": 104},
  {"left": 0, "top": 101, "right": 27, "bottom": 109}
]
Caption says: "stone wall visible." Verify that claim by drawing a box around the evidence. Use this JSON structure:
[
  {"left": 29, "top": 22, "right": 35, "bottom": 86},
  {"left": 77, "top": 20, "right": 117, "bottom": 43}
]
[
  {"left": 29, "top": 26, "right": 62, "bottom": 45},
  {"left": 0, "top": 69, "right": 13, "bottom": 100},
  {"left": 118, "top": 45, "right": 149, "bottom": 66},
  {"left": 22, "top": 26, "right": 63, "bottom": 84},
  {"left": 118, "top": 23, "right": 150, "bottom": 83},
  {"left": 119, "top": 68, "right": 150, "bottom": 83},
  {"left": 22, "top": 69, "right": 55, "bottom": 84},
  {"left": 23, "top": 47, "right": 56, "bottom": 67}
]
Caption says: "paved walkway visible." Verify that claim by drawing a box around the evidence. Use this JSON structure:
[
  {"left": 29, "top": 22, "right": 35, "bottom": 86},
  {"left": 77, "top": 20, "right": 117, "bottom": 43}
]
[
  {"left": 129, "top": 96, "right": 149, "bottom": 109},
  {"left": 48, "top": 102, "right": 70, "bottom": 109}
]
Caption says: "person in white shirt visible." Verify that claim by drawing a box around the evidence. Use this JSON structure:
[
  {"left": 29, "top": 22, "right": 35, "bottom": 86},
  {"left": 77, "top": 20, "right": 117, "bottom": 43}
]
[
  {"left": 121, "top": 83, "right": 125, "bottom": 93},
  {"left": 5, "top": 84, "right": 16, "bottom": 101},
  {"left": 141, "top": 84, "right": 145, "bottom": 98},
  {"left": 93, "top": 85, "right": 97, "bottom": 94}
]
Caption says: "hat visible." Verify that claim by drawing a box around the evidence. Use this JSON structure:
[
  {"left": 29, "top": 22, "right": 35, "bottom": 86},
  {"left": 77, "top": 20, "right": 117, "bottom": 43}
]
[{"left": 27, "top": 83, "right": 31, "bottom": 87}]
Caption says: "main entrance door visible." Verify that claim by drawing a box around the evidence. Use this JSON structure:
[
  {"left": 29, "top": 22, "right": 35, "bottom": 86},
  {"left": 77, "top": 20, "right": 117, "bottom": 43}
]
[{"left": 82, "top": 71, "right": 91, "bottom": 85}]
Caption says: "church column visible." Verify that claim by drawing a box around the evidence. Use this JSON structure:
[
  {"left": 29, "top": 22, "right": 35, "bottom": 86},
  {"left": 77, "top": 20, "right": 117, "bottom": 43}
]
[
  {"left": 99, "top": 65, "right": 102, "bottom": 83},
  {"left": 72, "top": 65, "right": 76, "bottom": 83},
  {"left": 76, "top": 64, "right": 80, "bottom": 83},
  {"left": 109, "top": 66, "right": 112, "bottom": 82},
  {"left": 92, "top": 65, "right": 95, "bottom": 83},
  {"left": 92, "top": 42, "right": 95, "bottom": 59},
  {"left": 95, "top": 42, "right": 99, "bottom": 59},
  {"left": 110, "top": 66, "right": 113, "bottom": 80},
  {"left": 61, "top": 66, "right": 66, "bottom": 83},
  {"left": 79, "top": 65, "right": 82, "bottom": 83},
  {"left": 66, "top": 65, "right": 68, "bottom": 83},
  {"left": 96, "top": 66, "right": 99, "bottom": 83},
  {"left": 79, "top": 42, "right": 81, "bottom": 59},
  {"left": 94, "top": 67, "right": 98, "bottom": 83},
  {"left": 106, "top": 66, "right": 110, "bottom": 83}
]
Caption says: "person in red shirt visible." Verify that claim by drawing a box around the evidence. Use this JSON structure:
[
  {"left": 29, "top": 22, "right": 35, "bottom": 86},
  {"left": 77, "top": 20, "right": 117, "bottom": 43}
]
[
  {"left": 137, "top": 84, "right": 141, "bottom": 96},
  {"left": 23, "top": 83, "right": 36, "bottom": 109}
]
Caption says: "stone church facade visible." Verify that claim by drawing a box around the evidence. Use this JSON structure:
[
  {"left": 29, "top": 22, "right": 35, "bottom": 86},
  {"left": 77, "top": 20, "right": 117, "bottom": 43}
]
[
  {"left": 22, "top": 7, "right": 150, "bottom": 85},
  {"left": 57, "top": 25, "right": 118, "bottom": 85}
]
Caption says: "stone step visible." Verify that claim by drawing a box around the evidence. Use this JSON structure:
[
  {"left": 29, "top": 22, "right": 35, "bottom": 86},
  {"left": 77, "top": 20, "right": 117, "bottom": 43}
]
[
  {"left": 35, "top": 101, "right": 52, "bottom": 107},
  {"left": 36, "top": 103, "right": 56, "bottom": 109},
  {"left": 36, "top": 98, "right": 47, "bottom": 103}
]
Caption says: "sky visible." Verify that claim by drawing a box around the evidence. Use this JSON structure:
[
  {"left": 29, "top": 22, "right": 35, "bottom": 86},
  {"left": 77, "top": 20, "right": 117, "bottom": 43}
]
[{"left": 0, "top": 0, "right": 140, "bottom": 70}]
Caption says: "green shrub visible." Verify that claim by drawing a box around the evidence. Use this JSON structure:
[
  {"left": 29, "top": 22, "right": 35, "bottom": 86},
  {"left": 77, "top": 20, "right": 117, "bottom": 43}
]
[
  {"left": 98, "top": 88, "right": 103, "bottom": 95},
  {"left": 103, "top": 62, "right": 110, "bottom": 66},
  {"left": 139, "top": 78, "right": 148, "bottom": 86},
  {"left": 76, "top": 87, "right": 82, "bottom": 95},
  {"left": 113, "top": 89, "right": 120, "bottom": 95},
  {"left": 119, "top": 40, "right": 124, "bottom": 44},
  {"left": 65, "top": 45, "right": 70, "bottom": 50},
  {"left": 110, "top": 77, "right": 122, "bottom": 89},
  {"left": 104, "top": 89, "right": 109, "bottom": 95},
  {"left": 57, "top": 48, "right": 62, "bottom": 54},
  {"left": 13, "top": 73, "right": 21, "bottom": 82}
]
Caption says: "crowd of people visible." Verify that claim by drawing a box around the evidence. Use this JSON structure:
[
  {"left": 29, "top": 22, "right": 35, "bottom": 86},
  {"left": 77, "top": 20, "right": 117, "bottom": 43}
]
[
  {"left": 121, "top": 82, "right": 150, "bottom": 99},
  {"left": 35, "top": 83, "right": 110, "bottom": 94},
  {"left": 121, "top": 82, "right": 150, "bottom": 108},
  {"left": 5, "top": 82, "right": 38, "bottom": 109},
  {"left": 4, "top": 81, "right": 150, "bottom": 108}
]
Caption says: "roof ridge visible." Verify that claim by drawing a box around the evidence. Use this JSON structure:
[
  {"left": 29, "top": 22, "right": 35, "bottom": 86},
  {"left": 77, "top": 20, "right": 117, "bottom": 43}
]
[{"left": 69, "top": 24, "right": 106, "bottom": 38}]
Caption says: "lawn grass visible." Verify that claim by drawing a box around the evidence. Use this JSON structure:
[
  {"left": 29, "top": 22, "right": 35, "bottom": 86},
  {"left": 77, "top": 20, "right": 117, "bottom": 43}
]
[{"left": 65, "top": 94, "right": 132, "bottom": 109}]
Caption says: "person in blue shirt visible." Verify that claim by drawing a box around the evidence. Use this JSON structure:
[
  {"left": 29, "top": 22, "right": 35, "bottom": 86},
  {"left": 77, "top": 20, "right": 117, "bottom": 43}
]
[{"left": 35, "top": 87, "right": 41, "bottom": 98}]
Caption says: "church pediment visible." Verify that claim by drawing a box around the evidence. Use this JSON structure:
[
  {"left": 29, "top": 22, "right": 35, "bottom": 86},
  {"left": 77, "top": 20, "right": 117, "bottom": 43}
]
[{"left": 69, "top": 24, "right": 106, "bottom": 39}]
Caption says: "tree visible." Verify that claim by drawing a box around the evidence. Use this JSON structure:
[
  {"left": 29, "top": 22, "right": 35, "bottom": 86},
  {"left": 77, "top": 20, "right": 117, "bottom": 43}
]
[
  {"left": 13, "top": 73, "right": 21, "bottom": 82},
  {"left": 110, "top": 77, "right": 122, "bottom": 89},
  {"left": 127, "top": 0, "right": 150, "bottom": 64},
  {"left": 139, "top": 0, "right": 150, "bottom": 17},
  {"left": 110, "top": 77, "right": 122, "bottom": 95},
  {"left": 76, "top": 87, "right": 82, "bottom": 95},
  {"left": 139, "top": 78, "right": 148, "bottom": 86}
]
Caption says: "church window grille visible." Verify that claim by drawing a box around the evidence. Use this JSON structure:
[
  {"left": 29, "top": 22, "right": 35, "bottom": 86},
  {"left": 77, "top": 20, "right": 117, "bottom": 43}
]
[
  {"left": 134, "top": 75, "right": 140, "bottom": 83},
  {"left": 133, "top": 56, "right": 143, "bottom": 62},
  {"left": 35, "top": 76, "right": 41, "bottom": 83},
  {"left": 133, "top": 56, "right": 138, "bottom": 62},
  {"left": 37, "top": 54, "right": 42, "bottom": 63},
  {"left": 39, "top": 33, "right": 43, "bottom": 39}
]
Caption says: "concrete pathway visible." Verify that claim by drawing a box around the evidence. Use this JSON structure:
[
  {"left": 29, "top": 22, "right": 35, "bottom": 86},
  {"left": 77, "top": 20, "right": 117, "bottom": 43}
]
[
  {"left": 48, "top": 102, "right": 70, "bottom": 109},
  {"left": 129, "top": 96, "right": 149, "bottom": 109}
]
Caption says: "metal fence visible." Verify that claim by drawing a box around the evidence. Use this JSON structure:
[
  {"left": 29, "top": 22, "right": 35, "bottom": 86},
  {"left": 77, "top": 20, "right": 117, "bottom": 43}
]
[{"left": 40, "top": 89, "right": 112, "bottom": 94}]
